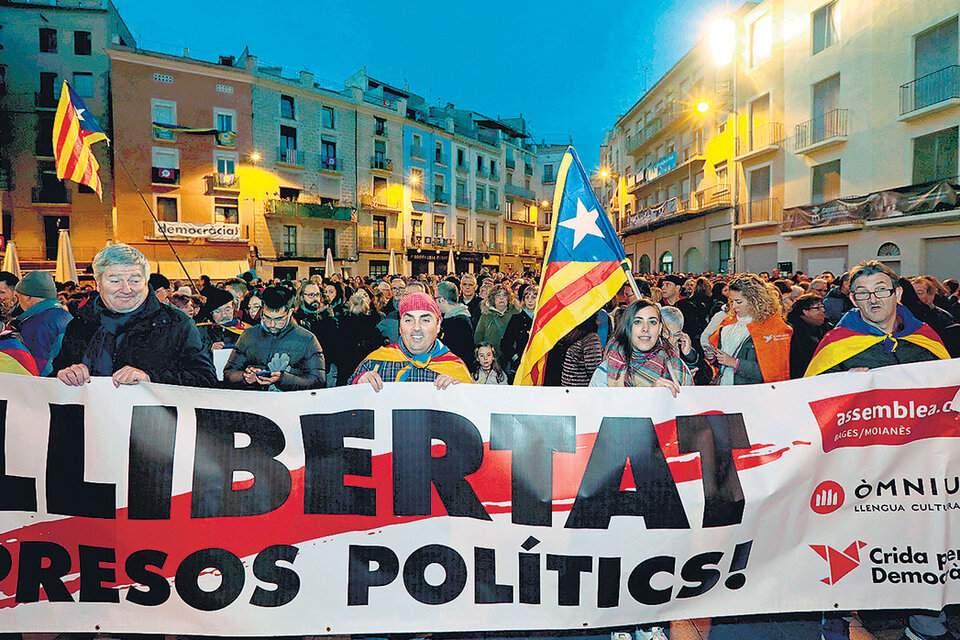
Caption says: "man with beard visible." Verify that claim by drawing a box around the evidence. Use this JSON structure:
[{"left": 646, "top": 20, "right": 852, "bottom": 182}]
[
  {"left": 223, "top": 285, "right": 325, "bottom": 391},
  {"left": 293, "top": 280, "right": 339, "bottom": 387}
]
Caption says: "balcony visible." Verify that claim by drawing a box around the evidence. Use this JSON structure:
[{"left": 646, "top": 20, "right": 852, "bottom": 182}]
[
  {"left": 509, "top": 239, "right": 541, "bottom": 256},
  {"left": 456, "top": 160, "right": 469, "bottom": 173},
  {"left": 359, "top": 193, "right": 402, "bottom": 211},
  {"left": 537, "top": 211, "right": 553, "bottom": 230},
  {"left": 621, "top": 183, "right": 731, "bottom": 234},
  {"left": 627, "top": 106, "right": 688, "bottom": 156},
  {"left": 363, "top": 92, "right": 398, "bottom": 111},
  {"left": 735, "top": 121, "right": 785, "bottom": 162},
  {"left": 899, "top": 66, "right": 960, "bottom": 121},
  {"left": 506, "top": 157, "right": 516, "bottom": 169},
  {"left": 504, "top": 183, "right": 536, "bottom": 201},
  {"left": 455, "top": 194, "right": 470, "bottom": 209},
  {"left": 371, "top": 155, "right": 394, "bottom": 172},
  {"left": 206, "top": 173, "right": 240, "bottom": 192},
  {"left": 434, "top": 152, "right": 448, "bottom": 166},
  {"left": 263, "top": 199, "right": 353, "bottom": 221},
  {"left": 152, "top": 167, "right": 180, "bottom": 185},
  {"left": 476, "top": 201, "right": 500, "bottom": 214},
  {"left": 410, "top": 145, "right": 426, "bottom": 160},
  {"left": 476, "top": 166, "right": 489, "bottom": 179},
  {"left": 34, "top": 92, "right": 58, "bottom": 109},
  {"left": 319, "top": 155, "right": 339, "bottom": 172},
  {"left": 31, "top": 185, "right": 71, "bottom": 204},
  {"left": 735, "top": 198, "right": 782, "bottom": 228},
  {"left": 358, "top": 236, "right": 404, "bottom": 252},
  {"left": 277, "top": 147, "right": 305, "bottom": 166},
  {"left": 507, "top": 208, "right": 535, "bottom": 225},
  {"left": 628, "top": 143, "right": 705, "bottom": 193},
  {"left": 433, "top": 188, "right": 450, "bottom": 204},
  {"left": 793, "top": 109, "right": 848, "bottom": 154}
]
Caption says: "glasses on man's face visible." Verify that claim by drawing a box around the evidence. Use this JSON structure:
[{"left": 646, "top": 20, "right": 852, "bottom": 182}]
[
  {"left": 302, "top": 292, "right": 320, "bottom": 299},
  {"left": 391, "top": 286, "right": 405, "bottom": 293},
  {"left": 851, "top": 288, "right": 895, "bottom": 301}
]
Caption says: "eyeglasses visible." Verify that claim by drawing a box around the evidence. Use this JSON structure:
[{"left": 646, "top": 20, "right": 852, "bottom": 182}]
[
  {"left": 302, "top": 292, "right": 320, "bottom": 299},
  {"left": 851, "top": 288, "right": 895, "bottom": 301}
]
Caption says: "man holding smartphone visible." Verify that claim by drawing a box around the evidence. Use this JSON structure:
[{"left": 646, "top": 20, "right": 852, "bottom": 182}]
[{"left": 223, "top": 285, "right": 325, "bottom": 391}]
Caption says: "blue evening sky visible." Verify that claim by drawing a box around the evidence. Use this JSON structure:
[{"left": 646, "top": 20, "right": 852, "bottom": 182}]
[{"left": 114, "top": 0, "right": 734, "bottom": 171}]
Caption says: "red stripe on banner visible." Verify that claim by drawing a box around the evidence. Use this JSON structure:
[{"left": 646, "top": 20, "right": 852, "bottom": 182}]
[
  {"left": 0, "top": 412, "right": 809, "bottom": 607},
  {"left": 531, "top": 262, "right": 621, "bottom": 335},
  {"left": 54, "top": 103, "right": 76, "bottom": 157}
]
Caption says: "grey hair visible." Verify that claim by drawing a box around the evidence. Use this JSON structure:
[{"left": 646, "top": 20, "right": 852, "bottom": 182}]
[
  {"left": 436, "top": 281, "right": 459, "bottom": 304},
  {"left": 92, "top": 243, "right": 149, "bottom": 280},
  {"left": 660, "top": 305, "right": 684, "bottom": 329}
]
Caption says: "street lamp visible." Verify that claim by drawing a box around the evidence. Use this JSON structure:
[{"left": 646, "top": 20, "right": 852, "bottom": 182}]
[{"left": 249, "top": 152, "right": 261, "bottom": 163}]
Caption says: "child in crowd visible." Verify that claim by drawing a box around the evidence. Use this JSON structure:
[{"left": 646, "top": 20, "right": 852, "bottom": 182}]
[{"left": 472, "top": 343, "right": 507, "bottom": 385}]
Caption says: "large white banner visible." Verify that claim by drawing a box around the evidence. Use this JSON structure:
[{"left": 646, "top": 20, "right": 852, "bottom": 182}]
[{"left": 1, "top": 359, "right": 959, "bottom": 635}]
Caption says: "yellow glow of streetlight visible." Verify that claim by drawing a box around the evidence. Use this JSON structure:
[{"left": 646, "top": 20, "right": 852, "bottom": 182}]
[
  {"left": 710, "top": 16, "right": 736, "bottom": 66},
  {"left": 410, "top": 175, "right": 419, "bottom": 184},
  {"left": 599, "top": 168, "right": 611, "bottom": 180},
  {"left": 695, "top": 99, "right": 711, "bottom": 114},
  {"left": 250, "top": 152, "right": 261, "bottom": 162},
  {"left": 541, "top": 200, "right": 549, "bottom": 208}
]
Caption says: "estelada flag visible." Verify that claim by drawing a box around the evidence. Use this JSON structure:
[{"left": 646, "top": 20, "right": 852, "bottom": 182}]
[
  {"left": 513, "top": 147, "right": 628, "bottom": 385},
  {"left": 53, "top": 82, "right": 108, "bottom": 200}
]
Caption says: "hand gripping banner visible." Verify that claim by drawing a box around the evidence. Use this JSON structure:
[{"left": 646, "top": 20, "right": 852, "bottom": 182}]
[{"left": 0, "top": 359, "right": 959, "bottom": 635}]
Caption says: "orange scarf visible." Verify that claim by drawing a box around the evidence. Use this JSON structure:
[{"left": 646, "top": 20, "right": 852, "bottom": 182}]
[{"left": 709, "top": 314, "right": 792, "bottom": 383}]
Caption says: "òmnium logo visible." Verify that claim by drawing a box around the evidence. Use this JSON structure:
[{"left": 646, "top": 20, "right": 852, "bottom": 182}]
[
  {"left": 810, "top": 541, "right": 867, "bottom": 585},
  {"left": 811, "top": 480, "right": 845, "bottom": 514}
]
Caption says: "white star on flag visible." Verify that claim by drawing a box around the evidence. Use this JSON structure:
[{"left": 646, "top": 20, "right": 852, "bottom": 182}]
[
  {"left": 75, "top": 108, "right": 86, "bottom": 122},
  {"left": 558, "top": 198, "right": 605, "bottom": 248}
]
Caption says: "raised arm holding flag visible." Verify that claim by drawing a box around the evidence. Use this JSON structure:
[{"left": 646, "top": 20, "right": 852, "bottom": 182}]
[{"left": 513, "top": 147, "right": 633, "bottom": 386}]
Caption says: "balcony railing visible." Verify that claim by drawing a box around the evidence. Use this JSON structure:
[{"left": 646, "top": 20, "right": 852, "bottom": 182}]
[
  {"left": 363, "top": 92, "right": 398, "bottom": 111},
  {"left": 455, "top": 194, "right": 470, "bottom": 208},
  {"left": 263, "top": 199, "right": 353, "bottom": 221},
  {"left": 207, "top": 173, "right": 240, "bottom": 190},
  {"left": 509, "top": 239, "right": 541, "bottom": 256},
  {"left": 900, "top": 65, "right": 960, "bottom": 116},
  {"left": 507, "top": 209, "right": 534, "bottom": 225},
  {"left": 476, "top": 166, "right": 489, "bottom": 178},
  {"left": 538, "top": 212, "right": 553, "bottom": 229},
  {"left": 277, "top": 147, "right": 304, "bottom": 165},
  {"left": 621, "top": 183, "right": 731, "bottom": 233},
  {"left": 319, "top": 155, "right": 339, "bottom": 171},
  {"left": 794, "top": 109, "right": 848, "bottom": 151},
  {"left": 359, "top": 194, "right": 402, "bottom": 211},
  {"left": 358, "top": 236, "right": 404, "bottom": 252},
  {"left": 410, "top": 145, "right": 425, "bottom": 160},
  {"left": 32, "top": 185, "right": 71, "bottom": 204},
  {"left": 476, "top": 201, "right": 500, "bottom": 213},
  {"left": 737, "top": 121, "right": 785, "bottom": 156},
  {"left": 738, "top": 198, "right": 782, "bottom": 225},
  {"left": 371, "top": 155, "right": 393, "bottom": 171},
  {"left": 433, "top": 189, "right": 450, "bottom": 204},
  {"left": 456, "top": 160, "right": 469, "bottom": 172},
  {"left": 504, "top": 183, "right": 536, "bottom": 201}
]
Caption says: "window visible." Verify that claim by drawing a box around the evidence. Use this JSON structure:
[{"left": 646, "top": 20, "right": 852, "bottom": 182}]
[
  {"left": 373, "top": 215, "right": 387, "bottom": 249},
  {"left": 36, "top": 114, "right": 55, "bottom": 156},
  {"left": 39, "top": 71, "right": 57, "bottom": 104},
  {"left": 506, "top": 172, "right": 513, "bottom": 185},
  {"left": 280, "top": 94, "right": 295, "bottom": 119},
  {"left": 812, "top": 74, "right": 841, "bottom": 142},
  {"left": 152, "top": 147, "right": 179, "bottom": 169},
  {"left": 475, "top": 185, "right": 485, "bottom": 207},
  {"left": 434, "top": 173, "right": 446, "bottom": 201},
  {"left": 543, "top": 164, "right": 554, "bottom": 182},
  {"left": 282, "top": 225, "right": 297, "bottom": 256},
  {"left": 878, "top": 242, "right": 901, "bottom": 258},
  {"left": 715, "top": 161, "right": 728, "bottom": 186},
  {"left": 324, "top": 228, "right": 337, "bottom": 256},
  {"left": 152, "top": 99, "right": 177, "bottom": 140},
  {"left": 369, "top": 261, "right": 388, "bottom": 278},
  {"left": 913, "top": 18, "right": 959, "bottom": 110},
  {"left": 72, "top": 72, "right": 93, "bottom": 98},
  {"left": 321, "top": 138, "right": 337, "bottom": 168},
  {"left": 279, "top": 186, "right": 300, "bottom": 201},
  {"left": 488, "top": 187, "right": 498, "bottom": 210},
  {"left": 457, "top": 147, "right": 465, "bottom": 167},
  {"left": 435, "top": 141, "right": 444, "bottom": 163},
  {"left": 812, "top": 160, "right": 841, "bottom": 203},
  {"left": 74, "top": 31, "right": 91, "bottom": 56},
  {"left": 477, "top": 154, "right": 484, "bottom": 172},
  {"left": 322, "top": 106, "right": 335, "bottom": 129},
  {"left": 913, "top": 127, "right": 958, "bottom": 184},
  {"left": 215, "top": 198, "right": 239, "bottom": 224},
  {"left": 216, "top": 153, "right": 236, "bottom": 176},
  {"left": 489, "top": 159, "right": 496, "bottom": 176},
  {"left": 812, "top": 1, "right": 839, "bottom": 55},
  {"left": 215, "top": 109, "right": 235, "bottom": 133},
  {"left": 433, "top": 216, "right": 445, "bottom": 239},
  {"left": 411, "top": 217, "right": 422, "bottom": 240},
  {"left": 660, "top": 251, "right": 674, "bottom": 274},
  {"left": 411, "top": 167, "right": 424, "bottom": 199},
  {"left": 39, "top": 28, "right": 57, "bottom": 53},
  {"left": 375, "top": 117, "right": 386, "bottom": 136},
  {"left": 476, "top": 222, "right": 485, "bottom": 244},
  {"left": 280, "top": 125, "right": 297, "bottom": 150},
  {"left": 156, "top": 196, "right": 178, "bottom": 222},
  {"left": 489, "top": 223, "right": 498, "bottom": 244},
  {"left": 456, "top": 219, "right": 466, "bottom": 244},
  {"left": 749, "top": 14, "right": 772, "bottom": 66}
]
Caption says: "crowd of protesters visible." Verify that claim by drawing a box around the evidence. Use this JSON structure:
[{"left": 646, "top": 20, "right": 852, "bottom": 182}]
[{"left": 1, "top": 242, "right": 960, "bottom": 640}]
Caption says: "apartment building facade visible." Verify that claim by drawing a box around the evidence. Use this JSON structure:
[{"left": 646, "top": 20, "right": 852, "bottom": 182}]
[
  {"left": 0, "top": 0, "right": 133, "bottom": 272},
  {"left": 108, "top": 47, "right": 253, "bottom": 280},
  {"left": 604, "top": 0, "right": 959, "bottom": 280}
]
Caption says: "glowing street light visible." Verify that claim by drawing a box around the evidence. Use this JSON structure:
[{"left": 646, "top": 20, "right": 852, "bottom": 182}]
[
  {"left": 599, "top": 168, "right": 611, "bottom": 180},
  {"left": 249, "top": 152, "right": 261, "bottom": 162},
  {"left": 695, "top": 99, "right": 712, "bottom": 114},
  {"left": 409, "top": 174, "right": 419, "bottom": 184},
  {"left": 541, "top": 200, "right": 549, "bottom": 208}
]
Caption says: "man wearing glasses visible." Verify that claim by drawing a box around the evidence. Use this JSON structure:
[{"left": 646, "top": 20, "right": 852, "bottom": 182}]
[
  {"left": 786, "top": 293, "right": 832, "bottom": 378},
  {"left": 805, "top": 261, "right": 948, "bottom": 376},
  {"left": 223, "top": 285, "right": 325, "bottom": 391}
]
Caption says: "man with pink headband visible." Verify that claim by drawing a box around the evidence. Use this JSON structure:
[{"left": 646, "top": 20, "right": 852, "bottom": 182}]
[{"left": 348, "top": 291, "right": 471, "bottom": 391}]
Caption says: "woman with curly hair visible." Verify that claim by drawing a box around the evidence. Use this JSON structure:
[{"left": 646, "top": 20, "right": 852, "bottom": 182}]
[
  {"left": 473, "top": 284, "right": 518, "bottom": 363},
  {"left": 601, "top": 298, "right": 693, "bottom": 395},
  {"left": 705, "top": 274, "right": 792, "bottom": 385}
]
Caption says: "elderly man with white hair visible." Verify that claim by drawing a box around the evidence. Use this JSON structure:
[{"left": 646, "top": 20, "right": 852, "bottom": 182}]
[{"left": 51, "top": 243, "right": 216, "bottom": 387}]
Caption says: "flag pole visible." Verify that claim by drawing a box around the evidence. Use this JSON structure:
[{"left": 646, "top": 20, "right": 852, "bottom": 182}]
[
  {"left": 112, "top": 153, "right": 200, "bottom": 293},
  {"left": 621, "top": 260, "right": 644, "bottom": 300}
]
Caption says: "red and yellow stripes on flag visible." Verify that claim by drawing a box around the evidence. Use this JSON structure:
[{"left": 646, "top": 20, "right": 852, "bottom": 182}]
[
  {"left": 513, "top": 152, "right": 627, "bottom": 386},
  {"left": 53, "top": 83, "right": 106, "bottom": 200}
]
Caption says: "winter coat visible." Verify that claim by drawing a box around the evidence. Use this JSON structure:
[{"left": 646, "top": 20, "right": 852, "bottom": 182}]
[
  {"left": 15, "top": 298, "right": 72, "bottom": 376},
  {"left": 336, "top": 312, "right": 386, "bottom": 385},
  {"left": 500, "top": 310, "right": 534, "bottom": 376},
  {"left": 51, "top": 292, "right": 216, "bottom": 387},
  {"left": 474, "top": 306, "right": 518, "bottom": 357},
  {"left": 223, "top": 322, "right": 325, "bottom": 391},
  {"left": 440, "top": 303, "right": 475, "bottom": 370}
]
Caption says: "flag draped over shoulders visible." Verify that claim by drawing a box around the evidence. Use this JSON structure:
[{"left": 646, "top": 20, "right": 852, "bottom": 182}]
[
  {"left": 360, "top": 340, "right": 471, "bottom": 383},
  {"left": 804, "top": 305, "right": 948, "bottom": 377},
  {"left": 514, "top": 148, "right": 628, "bottom": 386}
]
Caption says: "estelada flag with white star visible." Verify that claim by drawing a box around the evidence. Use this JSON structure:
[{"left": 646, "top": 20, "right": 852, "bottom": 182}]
[
  {"left": 513, "top": 147, "right": 628, "bottom": 386},
  {"left": 53, "top": 81, "right": 108, "bottom": 200}
]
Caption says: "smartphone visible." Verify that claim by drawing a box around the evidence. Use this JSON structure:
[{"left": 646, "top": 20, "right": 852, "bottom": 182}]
[{"left": 255, "top": 370, "right": 276, "bottom": 378}]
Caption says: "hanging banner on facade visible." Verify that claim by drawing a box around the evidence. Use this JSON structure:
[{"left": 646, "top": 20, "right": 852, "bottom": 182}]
[
  {"left": 154, "top": 221, "right": 242, "bottom": 240},
  {"left": 1, "top": 359, "right": 960, "bottom": 635}
]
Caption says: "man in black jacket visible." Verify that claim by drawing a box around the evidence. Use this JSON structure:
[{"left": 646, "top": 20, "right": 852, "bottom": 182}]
[
  {"left": 53, "top": 244, "right": 216, "bottom": 388},
  {"left": 786, "top": 293, "right": 832, "bottom": 378},
  {"left": 436, "top": 281, "right": 475, "bottom": 370}
]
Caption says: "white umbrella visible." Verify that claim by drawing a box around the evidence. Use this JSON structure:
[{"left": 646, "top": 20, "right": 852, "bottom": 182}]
[
  {"left": 325, "top": 247, "right": 335, "bottom": 278},
  {"left": 1, "top": 241, "right": 20, "bottom": 278},
  {"left": 388, "top": 247, "right": 397, "bottom": 276},
  {"left": 446, "top": 246, "right": 455, "bottom": 275},
  {"left": 55, "top": 229, "right": 78, "bottom": 284}
]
